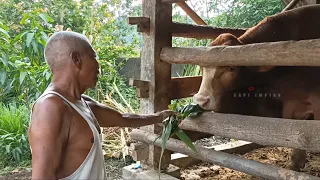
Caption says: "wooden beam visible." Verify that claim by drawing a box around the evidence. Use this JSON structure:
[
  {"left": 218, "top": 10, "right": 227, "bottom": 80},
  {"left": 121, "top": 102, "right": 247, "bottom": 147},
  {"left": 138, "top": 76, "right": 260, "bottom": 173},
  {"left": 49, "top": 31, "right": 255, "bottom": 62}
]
[
  {"left": 282, "top": 0, "right": 300, "bottom": 12},
  {"left": 140, "top": 0, "right": 172, "bottom": 170},
  {"left": 171, "top": 141, "right": 262, "bottom": 168},
  {"left": 129, "top": 79, "right": 150, "bottom": 98},
  {"left": 160, "top": 39, "right": 320, "bottom": 67},
  {"left": 131, "top": 129, "right": 320, "bottom": 180},
  {"left": 127, "top": 17, "right": 150, "bottom": 25},
  {"left": 170, "top": 76, "right": 201, "bottom": 99},
  {"left": 176, "top": 2, "right": 206, "bottom": 25},
  {"left": 171, "top": 22, "right": 247, "bottom": 39},
  {"left": 162, "top": 0, "right": 187, "bottom": 3},
  {"left": 179, "top": 112, "right": 320, "bottom": 152}
]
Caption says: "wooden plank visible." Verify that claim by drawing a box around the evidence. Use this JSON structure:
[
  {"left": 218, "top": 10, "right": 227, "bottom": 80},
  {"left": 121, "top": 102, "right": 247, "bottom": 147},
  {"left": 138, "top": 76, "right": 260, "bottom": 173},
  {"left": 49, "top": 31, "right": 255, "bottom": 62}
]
[
  {"left": 171, "top": 76, "right": 201, "bottom": 99},
  {"left": 129, "top": 79, "right": 150, "bottom": 98},
  {"left": 131, "top": 129, "right": 320, "bottom": 180},
  {"left": 171, "top": 22, "right": 247, "bottom": 39},
  {"left": 162, "top": 0, "right": 187, "bottom": 3},
  {"left": 127, "top": 17, "right": 150, "bottom": 25},
  {"left": 140, "top": 0, "right": 172, "bottom": 170},
  {"left": 160, "top": 39, "right": 320, "bottom": 67},
  {"left": 179, "top": 112, "right": 320, "bottom": 152},
  {"left": 282, "top": 0, "right": 301, "bottom": 12},
  {"left": 176, "top": 2, "right": 206, "bottom": 25},
  {"left": 170, "top": 141, "right": 262, "bottom": 168}
]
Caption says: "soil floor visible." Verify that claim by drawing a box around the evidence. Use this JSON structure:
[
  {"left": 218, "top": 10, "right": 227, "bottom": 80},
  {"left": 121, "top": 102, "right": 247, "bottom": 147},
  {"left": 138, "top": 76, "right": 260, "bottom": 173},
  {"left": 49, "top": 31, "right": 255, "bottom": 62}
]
[
  {"left": 181, "top": 147, "right": 320, "bottom": 180},
  {"left": 2, "top": 137, "right": 320, "bottom": 180}
]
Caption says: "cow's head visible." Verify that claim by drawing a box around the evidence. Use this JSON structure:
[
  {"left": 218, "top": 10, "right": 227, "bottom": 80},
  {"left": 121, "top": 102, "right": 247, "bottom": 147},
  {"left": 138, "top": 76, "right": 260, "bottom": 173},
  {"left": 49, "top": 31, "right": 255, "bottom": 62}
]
[{"left": 193, "top": 33, "right": 276, "bottom": 113}]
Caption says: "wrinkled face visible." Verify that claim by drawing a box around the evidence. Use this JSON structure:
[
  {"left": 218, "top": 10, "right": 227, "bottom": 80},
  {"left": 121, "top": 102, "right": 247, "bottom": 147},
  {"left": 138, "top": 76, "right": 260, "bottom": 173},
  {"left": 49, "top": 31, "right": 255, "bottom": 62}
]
[{"left": 78, "top": 47, "right": 100, "bottom": 89}]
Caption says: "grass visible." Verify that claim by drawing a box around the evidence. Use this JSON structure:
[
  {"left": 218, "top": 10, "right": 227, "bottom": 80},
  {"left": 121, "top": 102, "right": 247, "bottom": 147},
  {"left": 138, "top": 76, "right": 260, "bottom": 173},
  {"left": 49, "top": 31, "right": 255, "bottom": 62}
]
[{"left": 0, "top": 103, "right": 31, "bottom": 171}]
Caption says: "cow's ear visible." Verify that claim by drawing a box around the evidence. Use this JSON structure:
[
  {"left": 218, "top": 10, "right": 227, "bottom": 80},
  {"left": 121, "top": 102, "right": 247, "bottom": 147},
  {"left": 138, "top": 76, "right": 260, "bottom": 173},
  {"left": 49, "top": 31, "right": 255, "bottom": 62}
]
[{"left": 247, "top": 66, "right": 275, "bottom": 72}]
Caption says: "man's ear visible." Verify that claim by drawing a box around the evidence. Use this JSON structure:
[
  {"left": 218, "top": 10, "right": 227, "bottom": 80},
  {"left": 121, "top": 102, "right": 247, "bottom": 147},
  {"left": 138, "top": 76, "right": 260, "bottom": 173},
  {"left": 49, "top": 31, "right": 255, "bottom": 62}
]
[{"left": 71, "top": 51, "right": 82, "bottom": 69}]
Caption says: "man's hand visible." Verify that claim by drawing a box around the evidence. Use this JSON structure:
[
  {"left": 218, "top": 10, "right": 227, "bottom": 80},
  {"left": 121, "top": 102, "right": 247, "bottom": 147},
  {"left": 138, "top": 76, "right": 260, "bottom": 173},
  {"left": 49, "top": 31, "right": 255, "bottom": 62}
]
[{"left": 155, "top": 110, "right": 176, "bottom": 123}]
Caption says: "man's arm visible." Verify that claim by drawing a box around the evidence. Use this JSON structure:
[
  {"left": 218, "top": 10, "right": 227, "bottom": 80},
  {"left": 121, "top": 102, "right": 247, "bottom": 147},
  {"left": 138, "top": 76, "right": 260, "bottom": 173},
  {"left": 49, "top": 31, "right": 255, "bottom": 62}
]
[
  {"left": 28, "top": 96, "right": 70, "bottom": 180},
  {"left": 82, "top": 95, "right": 173, "bottom": 127}
]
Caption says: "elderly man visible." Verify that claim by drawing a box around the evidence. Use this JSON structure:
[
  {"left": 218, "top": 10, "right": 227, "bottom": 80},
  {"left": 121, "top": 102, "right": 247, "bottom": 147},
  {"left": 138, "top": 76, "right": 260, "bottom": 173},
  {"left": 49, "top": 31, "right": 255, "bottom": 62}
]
[{"left": 28, "top": 31, "right": 173, "bottom": 180}]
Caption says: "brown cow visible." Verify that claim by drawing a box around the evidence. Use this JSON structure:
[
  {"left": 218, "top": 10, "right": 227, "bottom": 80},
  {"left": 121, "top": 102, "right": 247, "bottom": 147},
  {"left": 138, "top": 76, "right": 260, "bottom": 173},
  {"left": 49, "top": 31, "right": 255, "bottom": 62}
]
[{"left": 193, "top": 4, "right": 320, "bottom": 171}]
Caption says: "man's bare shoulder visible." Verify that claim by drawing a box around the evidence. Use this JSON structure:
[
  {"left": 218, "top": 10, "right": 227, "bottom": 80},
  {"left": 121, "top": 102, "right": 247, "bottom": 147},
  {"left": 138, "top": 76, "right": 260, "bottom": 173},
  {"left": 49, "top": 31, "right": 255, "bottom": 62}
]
[{"left": 30, "top": 94, "right": 71, "bottom": 127}]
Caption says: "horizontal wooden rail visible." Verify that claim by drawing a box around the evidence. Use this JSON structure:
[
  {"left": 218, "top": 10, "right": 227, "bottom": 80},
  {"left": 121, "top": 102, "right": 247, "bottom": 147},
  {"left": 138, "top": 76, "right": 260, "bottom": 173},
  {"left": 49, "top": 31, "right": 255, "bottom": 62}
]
[
  {"left": 161, "top": 39, "right": 320, "bottom": 66},
  {"left": 171, "top": 22, "right": 246, "bottom": 39},
  {"left": 171, "top": 76, "right": 201, "bottom": 99},
  {"left": 179, "top": 112, "right": 320, "bottom": 152},
  {"left": 127, "top": 18, "right": 247, "bottom": 39},
  {"left": 131, "top": 129, "right": 320, "bottom": 180},
  {"left": 162, "top": 0, "right": 187, "bottom": 3}
]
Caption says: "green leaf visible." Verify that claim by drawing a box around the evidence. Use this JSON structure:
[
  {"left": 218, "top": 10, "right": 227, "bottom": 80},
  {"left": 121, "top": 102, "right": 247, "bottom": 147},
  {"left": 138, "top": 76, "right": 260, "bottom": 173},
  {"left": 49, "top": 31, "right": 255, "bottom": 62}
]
[
  {"left": 14, "top": 31, "right": 28, "bottom": 42},
  {"left": 32, "top": 40, "right": 38, "bottom": 54},
  {"left": 175, "top": 130, "right": 197, "bottom": 153},
  {"left": 0, "top": 28, "right": 9, "bottom": 38},
  {"left": 1, "top": 52, "right": 8, "bottom": 67},
  {"left": 46, "top": 72, "right": 51, "bottom": 81},
  {"left": 0, "top": 68, "right": 6, "bottom": 84},
  {"left": 161, "top": 118, "right": 173, "bottom": 150},
  {"left": 5, "top": 145, "right": 10, "bottom": 154},
  {"left": 20, "top": 14, "right": 29, "bottom": 24},
  {"left": 39, "top": 13, "right": 54, "bottom": 24},
  {"left": 26, "top": 33, "right": 35, "bottom": 48},
  {"left": 158, "top": 117, "right": 173, "bottom": 180},
  {"left": 19, "top": 72, "right": 27, "bottom": 85}
]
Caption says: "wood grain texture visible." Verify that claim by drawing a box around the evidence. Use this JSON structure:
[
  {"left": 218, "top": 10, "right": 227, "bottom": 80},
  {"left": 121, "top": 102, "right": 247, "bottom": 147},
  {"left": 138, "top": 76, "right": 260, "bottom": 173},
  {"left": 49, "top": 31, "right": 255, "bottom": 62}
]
[
  {"left": 127, "top": 17, "right": 150, "bottom": 25},
  {"left": 139, "top": 0, "right": 172, "bottom": 170},
  {"left": 160, "top": 39, "right": 320, "bottom": 67},
  {"left": 170, "top": 76, "right": 202, "bottom": 99},
  {"left": 179, "top": 112, "right": 320, "bottom": 152},
  {"left": 171, "top": 22, "right": 247, "bottom": 39},
  {"left": 131, "top": 129, "right": 320, "bottom": 180}
]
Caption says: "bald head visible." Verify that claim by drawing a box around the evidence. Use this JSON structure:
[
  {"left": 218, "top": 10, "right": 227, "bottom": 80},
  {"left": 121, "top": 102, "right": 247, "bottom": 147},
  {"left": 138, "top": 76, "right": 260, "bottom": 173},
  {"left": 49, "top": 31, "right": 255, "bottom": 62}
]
[{"left": 44, "top": 31, "right": 93, "bottom": 72}]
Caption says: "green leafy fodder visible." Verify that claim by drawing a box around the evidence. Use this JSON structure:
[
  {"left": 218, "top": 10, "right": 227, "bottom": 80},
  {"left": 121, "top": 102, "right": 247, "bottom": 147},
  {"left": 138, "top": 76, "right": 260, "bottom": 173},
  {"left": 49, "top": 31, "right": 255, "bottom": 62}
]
[{"left": 158, "top": 102, "right": 205, "bottom": 179}]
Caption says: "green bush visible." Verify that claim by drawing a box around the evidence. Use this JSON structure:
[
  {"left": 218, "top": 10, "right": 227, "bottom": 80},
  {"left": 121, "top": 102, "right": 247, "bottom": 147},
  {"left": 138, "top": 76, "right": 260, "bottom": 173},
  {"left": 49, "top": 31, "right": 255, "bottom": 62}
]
[{"left": 0, "top": 103, "right": 31, "bottom": 167}]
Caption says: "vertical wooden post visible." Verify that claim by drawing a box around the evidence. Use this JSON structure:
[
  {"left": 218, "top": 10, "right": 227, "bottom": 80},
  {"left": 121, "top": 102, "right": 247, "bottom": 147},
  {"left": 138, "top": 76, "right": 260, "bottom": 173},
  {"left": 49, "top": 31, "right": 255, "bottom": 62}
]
[{"left": 139, "top": 0, "right": 172, "bottom": 170}]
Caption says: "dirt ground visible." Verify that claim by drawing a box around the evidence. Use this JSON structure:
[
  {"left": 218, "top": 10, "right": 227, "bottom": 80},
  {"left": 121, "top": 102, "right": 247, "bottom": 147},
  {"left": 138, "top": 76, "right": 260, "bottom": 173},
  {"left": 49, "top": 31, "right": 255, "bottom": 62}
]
[
  {"left": 181, "top": 147, "right": 320, "bottom": 180},
  {"left": 2, "top": 139, "right": 320, "bottom": 180}
]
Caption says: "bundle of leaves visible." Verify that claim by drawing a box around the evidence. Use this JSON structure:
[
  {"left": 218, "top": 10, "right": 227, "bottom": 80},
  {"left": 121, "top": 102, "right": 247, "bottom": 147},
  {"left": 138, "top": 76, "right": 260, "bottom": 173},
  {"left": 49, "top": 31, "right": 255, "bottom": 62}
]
[{"left": 158, "top": 102, "right": 205, "bottom": 179}]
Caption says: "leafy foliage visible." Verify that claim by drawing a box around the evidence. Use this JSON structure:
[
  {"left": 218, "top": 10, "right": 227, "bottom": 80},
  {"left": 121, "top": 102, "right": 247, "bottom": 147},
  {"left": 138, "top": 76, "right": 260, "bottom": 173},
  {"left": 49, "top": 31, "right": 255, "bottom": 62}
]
[
  {"left": 0, "top": 103, "right": 30, "bottom": 166},
  {"left": 158, "top": 102, "right": 205, "bottom": 179}
]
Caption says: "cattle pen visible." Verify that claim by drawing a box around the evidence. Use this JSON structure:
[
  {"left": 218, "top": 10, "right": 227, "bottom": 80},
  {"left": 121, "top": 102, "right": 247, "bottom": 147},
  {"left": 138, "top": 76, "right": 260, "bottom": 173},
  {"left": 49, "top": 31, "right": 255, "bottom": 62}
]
[{"left": 122, "top": 0, "right": 320, "bottom": 179}]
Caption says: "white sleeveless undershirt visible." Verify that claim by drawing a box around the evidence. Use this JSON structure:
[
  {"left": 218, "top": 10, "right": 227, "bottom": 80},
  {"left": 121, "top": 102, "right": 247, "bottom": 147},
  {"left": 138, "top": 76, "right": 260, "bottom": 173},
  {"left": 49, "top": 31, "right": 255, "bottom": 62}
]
[{"left": 30, "top": 90, "right": 107, "bottom": 180}]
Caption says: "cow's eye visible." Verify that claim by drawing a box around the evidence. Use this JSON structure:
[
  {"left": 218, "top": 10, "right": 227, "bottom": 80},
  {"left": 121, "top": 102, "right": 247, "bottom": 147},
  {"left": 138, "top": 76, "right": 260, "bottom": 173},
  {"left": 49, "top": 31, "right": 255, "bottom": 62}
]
[{"left": 228, "top": 67, "right": 236, "bottom": 72}]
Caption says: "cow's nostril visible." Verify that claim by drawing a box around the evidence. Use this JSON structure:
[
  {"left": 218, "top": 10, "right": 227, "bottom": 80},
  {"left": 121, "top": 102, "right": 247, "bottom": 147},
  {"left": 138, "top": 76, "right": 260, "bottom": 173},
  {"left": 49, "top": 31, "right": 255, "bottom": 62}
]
[
  {"left": 194, "top": 95, "right": 211, "bottom": 108},
  {"left": 200, "top": 97, "right": 210, "bottom": 108}
]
